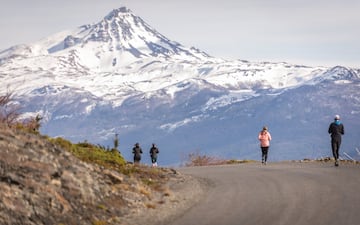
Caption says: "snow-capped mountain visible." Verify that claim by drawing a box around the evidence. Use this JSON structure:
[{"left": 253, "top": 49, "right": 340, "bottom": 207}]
[{"left": 1, "top": 7, "right": 359, "bottom": 165}]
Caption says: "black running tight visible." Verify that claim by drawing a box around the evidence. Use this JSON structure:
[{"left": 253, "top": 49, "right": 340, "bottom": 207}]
[{"left": 261, "top": 146, "right": 269, "bottom": 162}]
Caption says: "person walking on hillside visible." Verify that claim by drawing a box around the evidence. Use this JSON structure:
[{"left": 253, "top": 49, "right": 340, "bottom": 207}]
[
  {"left": 149, "top": 143, "right": 160, "bottom": 167},
  {"left": 132, "top": 143, "right": 143, "bottom": 165},
  {"left": 328, "top": 115, "right": 344, "bottom": 167},
  {"left": 258, "top": 126, "right": 272, "bottom": 165}
]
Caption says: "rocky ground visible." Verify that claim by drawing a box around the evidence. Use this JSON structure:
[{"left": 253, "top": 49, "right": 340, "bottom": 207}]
[{"left": 0, "top": 126, "right": 206, "bottom": 225}]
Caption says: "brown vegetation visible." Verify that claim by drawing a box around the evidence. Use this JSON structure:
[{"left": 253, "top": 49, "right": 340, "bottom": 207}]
[
  {"left": 183, "top": 150, "right": 255, "bottom": 167},
  {"left": 0, "top": 91, "right": 41, "bottom": 133},
  {"left": 0, "top": 91, "right": 20, "bottom": 126}
]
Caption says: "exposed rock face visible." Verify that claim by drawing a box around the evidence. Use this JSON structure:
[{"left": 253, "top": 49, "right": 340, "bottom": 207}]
[
  {"left": 0, "top": 127, "right": 184, "bottom": 225},
  {"left": 0, "top": 127, "right": 125, "bottom": 224}
]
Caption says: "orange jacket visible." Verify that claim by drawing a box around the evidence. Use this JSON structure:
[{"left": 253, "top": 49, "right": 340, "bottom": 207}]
[{"left": 258, "top": 131, "right": 272, "bottom": 147}]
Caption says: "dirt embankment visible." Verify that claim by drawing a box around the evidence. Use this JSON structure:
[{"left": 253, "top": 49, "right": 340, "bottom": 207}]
[{"left": 0, "top": 127, "right": 206, "bottom": 225}]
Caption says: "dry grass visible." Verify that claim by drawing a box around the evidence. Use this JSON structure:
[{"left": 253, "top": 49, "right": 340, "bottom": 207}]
[
  {"left": 145, "top": 203, "right": 157, "bottom": 209},
  {"left": 184, "top": 150, "right": 256, "bottom": 167},
  {"left": 139, "top": 185, "right": 152, "bottom": 199},
  {"left": 184, "top": 151, "right": 226, "bottom": 166},
  {"left": 92, "top": 220, "right": 107, "bottom": 225}
]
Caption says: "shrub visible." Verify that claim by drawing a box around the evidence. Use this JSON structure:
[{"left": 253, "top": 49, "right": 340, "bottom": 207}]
[
  {"left": 184, "top": 150, "right": 227, "bottom": 166},
  {"left": 183, "top": 150, "right": 255, "bottom": 166},
  {"left": 13, "top": 114, "right": 42, "bottom": 134},
  {"left": 0, "top": 91, "right": 42, "bottom": 133},
  {"left": 0, "top": 91, "right": 21, "bottom": 127},
  {"left": 49, "top": 137, "right": 126, "bottom": 169}
]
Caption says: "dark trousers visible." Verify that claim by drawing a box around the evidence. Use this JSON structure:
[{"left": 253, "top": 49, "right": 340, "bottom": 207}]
[
  {"left": 261, "top": 147, "right": 269, "bottom": 162},
  {"left": 331, "top": 139, "right": 341, "bottom": 160},
  {"left": 151, "top": 156, "right": 157, "bottom": 163},
  {"left": 134, "top": 155, "right": 141, "bottom": 164}
]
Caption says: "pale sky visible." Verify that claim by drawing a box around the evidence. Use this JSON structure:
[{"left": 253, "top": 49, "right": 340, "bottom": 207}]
[{"left": 1, "top": 0, "right": 359, "bottom": 67}]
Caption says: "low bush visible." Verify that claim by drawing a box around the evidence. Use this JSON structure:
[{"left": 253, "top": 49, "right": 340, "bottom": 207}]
[
  {"left": 184, "top": 151, "right": 227, "bottom": 166},
  {"left": 184, "top": 150, "right": 256, "bottom": 167},
  {"left": 49, "top": 137, "right": 126, "bottom": 169}
]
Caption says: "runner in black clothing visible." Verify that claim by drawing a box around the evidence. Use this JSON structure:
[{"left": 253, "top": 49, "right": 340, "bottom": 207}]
[
  {"left": 149, "top": 143, "right": 159, "bottom": 167},
  {"left": 328, "top": 115, "right": 345, "bottom": 167},
  {"left": 132, "top": 143, "right": 143, "bottom": 164}
]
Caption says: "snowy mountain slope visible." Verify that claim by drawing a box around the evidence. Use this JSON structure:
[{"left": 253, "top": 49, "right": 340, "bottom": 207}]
[
  {"left": 1, "top": 7, "right": 359, "bottom": 165},
  {"left": 29, "top": 67, "right": 359, "bottom": 165}
]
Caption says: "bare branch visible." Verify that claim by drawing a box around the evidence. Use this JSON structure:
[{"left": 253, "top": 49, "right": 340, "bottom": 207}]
[{"left": 0, "top": 91, "right": 21, "bottom": 127}]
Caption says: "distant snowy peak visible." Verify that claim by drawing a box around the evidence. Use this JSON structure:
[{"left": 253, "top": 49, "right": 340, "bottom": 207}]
[
  {"left": 0, "top": 6, "right": 211, "bottom": 70},
  {"left": 308, "top": 66, "right": 360, "bottom": 84},
  {"left": 91, "top": 7, "right": 210, "bottom": 59},
  {"left": 45, "top": 6, "right": 211, "bottom": 62},
  {"left": 105, "top": 6, "right": 131, "bottom": 17},
  {"left": 88, "top": 7, "right": 153, "bottom": 44},
  {"left": 323, "top": 66, "right": 359, "bottom": 80}
]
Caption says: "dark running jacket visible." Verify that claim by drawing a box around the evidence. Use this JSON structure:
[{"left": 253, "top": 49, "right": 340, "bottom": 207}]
[
  {"left": 328, "top": 121, "right": 344, "bottom": 141},
  {"left": 150, "top": 147, "right": 159, "bottom": 158},
  {"left": 132, "top": 146, "right": 143, "bottom": 161}
]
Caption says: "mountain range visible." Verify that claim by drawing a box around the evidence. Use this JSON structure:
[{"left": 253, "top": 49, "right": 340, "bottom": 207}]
[{"left": 1, "top": 7, "right": 359, "bottom": 165}]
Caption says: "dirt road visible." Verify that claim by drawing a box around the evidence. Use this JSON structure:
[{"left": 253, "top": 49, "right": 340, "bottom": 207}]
[{"left": 168, "top": 162, "right": 360, "bottom": 225}]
